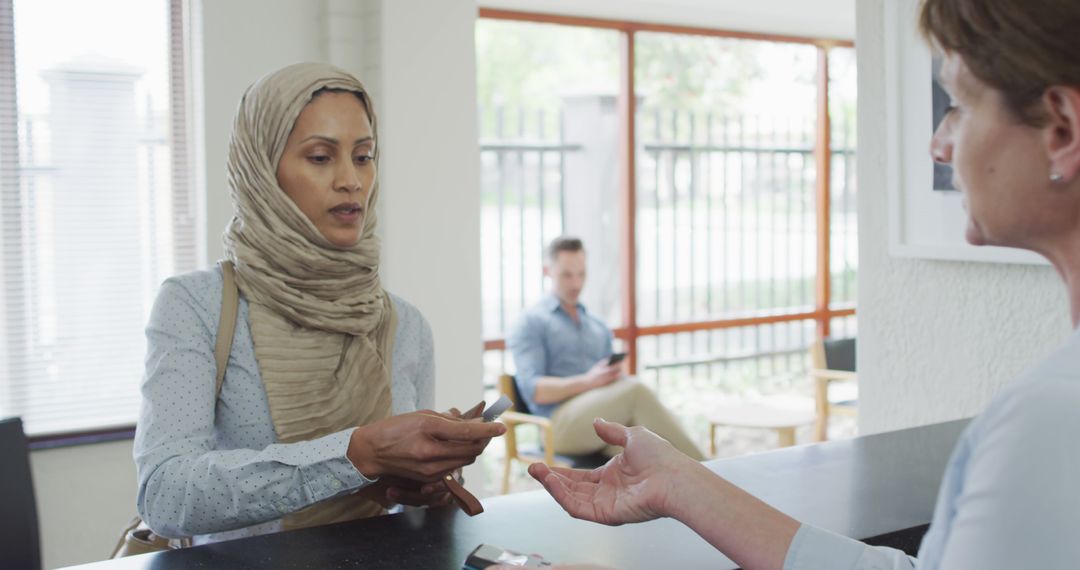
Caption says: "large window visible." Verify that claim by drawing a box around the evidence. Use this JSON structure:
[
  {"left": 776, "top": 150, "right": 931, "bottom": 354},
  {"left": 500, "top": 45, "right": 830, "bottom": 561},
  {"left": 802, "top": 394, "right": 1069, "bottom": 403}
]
[
  {"left": 477, "top": 19, "right": 625, "bottom": 375},
  {"left": 0, "top": 0, "right": 196, "bottom": 436},
  {"left": 477, "top": 11, "right": 856, "bottom": 417}
]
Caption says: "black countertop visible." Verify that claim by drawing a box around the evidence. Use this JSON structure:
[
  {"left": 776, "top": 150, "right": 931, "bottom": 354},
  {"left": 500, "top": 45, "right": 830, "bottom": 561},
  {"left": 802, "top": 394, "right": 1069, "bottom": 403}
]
[{"left": 66, "top": 419, "right": 968, "bottom": 569}]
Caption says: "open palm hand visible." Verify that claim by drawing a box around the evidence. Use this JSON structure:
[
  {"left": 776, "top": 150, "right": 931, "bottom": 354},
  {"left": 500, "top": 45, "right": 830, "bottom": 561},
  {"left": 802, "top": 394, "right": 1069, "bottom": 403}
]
[{"left": 528, "top": 419, "right": 695, "bottom": 526}]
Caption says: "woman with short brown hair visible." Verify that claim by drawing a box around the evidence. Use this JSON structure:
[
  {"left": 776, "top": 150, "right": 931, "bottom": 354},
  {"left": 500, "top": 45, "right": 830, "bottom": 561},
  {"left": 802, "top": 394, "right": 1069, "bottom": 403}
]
[{"left": 507, "top": 1, "right": 1080, "bottom": 568}]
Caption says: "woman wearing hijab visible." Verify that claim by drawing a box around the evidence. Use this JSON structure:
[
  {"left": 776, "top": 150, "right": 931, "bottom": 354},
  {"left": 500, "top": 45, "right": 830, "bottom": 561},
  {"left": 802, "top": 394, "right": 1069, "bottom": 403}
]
[
  {"left": 502, "top": 0, "right": 1080, "bottom": 568},
  {"left": 133, "top": 63, "right": 504, "bottom": 543}
]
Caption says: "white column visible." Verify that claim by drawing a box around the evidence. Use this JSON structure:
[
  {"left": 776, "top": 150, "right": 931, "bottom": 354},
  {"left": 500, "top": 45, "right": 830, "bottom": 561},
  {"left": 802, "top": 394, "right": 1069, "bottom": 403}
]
[
  {"left": 197, "top": 0, "right": 327, "bottom": 262},
  {"left": 373, "top": 0, "right": 484, "bottom": 413}
]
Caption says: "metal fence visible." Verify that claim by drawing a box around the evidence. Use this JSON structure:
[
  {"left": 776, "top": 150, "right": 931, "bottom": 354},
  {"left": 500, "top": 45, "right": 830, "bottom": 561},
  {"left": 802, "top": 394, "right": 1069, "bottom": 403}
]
[
  {"left": 480, "top": 101, "right": 857, "bottom": 391},
  {"left": 479, "top": 105, "right": 581, "bottom": 347}
]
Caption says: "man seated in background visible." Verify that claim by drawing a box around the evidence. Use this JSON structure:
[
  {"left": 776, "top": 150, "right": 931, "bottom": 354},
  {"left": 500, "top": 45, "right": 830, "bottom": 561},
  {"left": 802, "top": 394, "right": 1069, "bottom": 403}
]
[{"left": 508, "top": 236, "right": 705, "bottom": 460}]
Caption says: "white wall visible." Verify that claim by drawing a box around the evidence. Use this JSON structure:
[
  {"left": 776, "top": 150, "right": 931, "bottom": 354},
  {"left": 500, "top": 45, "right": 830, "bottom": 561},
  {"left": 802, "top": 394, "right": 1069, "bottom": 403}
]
[
  {"left": 854, "top": 0, "right": 1072, "bottom": 434},
  {"left": 199, "top": 0, "right": 328, "bottom": 263},
  {"left": 374, "top": 0, "right": 485, "bottom": 410},
  {"left": 30, "top": 440, "right": 136, "bottom": 569},
  {"left": 481, "top": 0, "right": 854, "bottom": 40}
]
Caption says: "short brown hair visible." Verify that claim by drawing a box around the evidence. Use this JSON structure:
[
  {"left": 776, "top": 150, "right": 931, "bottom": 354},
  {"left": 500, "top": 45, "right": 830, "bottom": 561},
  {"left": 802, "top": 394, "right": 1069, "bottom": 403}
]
[
  {"left": 546, "top": 236, "right": 584, "bottom": 263},
  {"left": 919, "top": 0, "right": 1080, "bottom": 126}
]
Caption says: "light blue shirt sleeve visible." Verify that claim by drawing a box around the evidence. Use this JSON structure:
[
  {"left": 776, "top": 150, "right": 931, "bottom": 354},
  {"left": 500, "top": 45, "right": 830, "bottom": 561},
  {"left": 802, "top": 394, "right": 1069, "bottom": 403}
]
[
  {"left": 786, "top": 327, "right": 1080, "bottom": 570},
  {"left": 784, "top": 525, "right": 915, "bottom": 570},
  {"left": 135, "top": 277, "right": 374, "bottom": 537},
  {"left": 507, "top": 313, "right": 548, "bottom": 415},
  {"left": 918, "top": 369, "right": 1080, "bottom": 569}
]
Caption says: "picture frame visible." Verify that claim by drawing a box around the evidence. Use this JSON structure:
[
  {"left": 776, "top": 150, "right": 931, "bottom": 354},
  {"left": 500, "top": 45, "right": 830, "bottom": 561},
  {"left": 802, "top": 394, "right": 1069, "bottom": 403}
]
[{"left": 884, "top": 0, "right": 1045, "bottom": 264}]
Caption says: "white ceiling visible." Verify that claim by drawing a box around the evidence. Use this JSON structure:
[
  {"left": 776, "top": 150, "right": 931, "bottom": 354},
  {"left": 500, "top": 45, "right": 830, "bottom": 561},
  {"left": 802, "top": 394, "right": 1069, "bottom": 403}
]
[{"left": 478, "top": 0, "right": 855, "bottom": 41}]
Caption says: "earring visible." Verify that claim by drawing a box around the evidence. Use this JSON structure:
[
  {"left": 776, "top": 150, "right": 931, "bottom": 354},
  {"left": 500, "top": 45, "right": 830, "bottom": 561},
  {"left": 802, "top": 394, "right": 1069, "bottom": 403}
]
[{"left": 1050, "top": 172, "right": 1064, "bottom": 183}]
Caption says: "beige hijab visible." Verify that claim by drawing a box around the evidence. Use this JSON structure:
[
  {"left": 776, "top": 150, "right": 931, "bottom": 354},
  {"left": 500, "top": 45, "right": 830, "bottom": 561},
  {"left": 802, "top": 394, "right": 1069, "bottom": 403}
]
[{"left": 222, "top": 62, "right": 395, "bottom": 528}]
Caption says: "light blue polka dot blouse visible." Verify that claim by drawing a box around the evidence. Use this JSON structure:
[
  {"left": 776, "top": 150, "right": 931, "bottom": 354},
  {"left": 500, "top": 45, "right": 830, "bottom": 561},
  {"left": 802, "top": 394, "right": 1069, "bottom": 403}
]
[{"left": 133, "top": 265, "right": 434, "bottom": 542}]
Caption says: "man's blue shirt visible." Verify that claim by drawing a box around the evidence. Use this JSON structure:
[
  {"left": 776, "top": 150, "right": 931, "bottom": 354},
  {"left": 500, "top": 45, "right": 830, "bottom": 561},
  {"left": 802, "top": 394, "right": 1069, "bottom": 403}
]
[{"left": 507, "top": 295, "right": 614, "bottom": 416}]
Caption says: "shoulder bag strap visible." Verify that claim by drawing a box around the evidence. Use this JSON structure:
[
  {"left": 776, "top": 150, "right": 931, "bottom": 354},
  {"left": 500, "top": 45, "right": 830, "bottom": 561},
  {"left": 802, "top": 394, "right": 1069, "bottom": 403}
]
[{"left": 214, "top": 260, "right": 240, "bottom": 398}]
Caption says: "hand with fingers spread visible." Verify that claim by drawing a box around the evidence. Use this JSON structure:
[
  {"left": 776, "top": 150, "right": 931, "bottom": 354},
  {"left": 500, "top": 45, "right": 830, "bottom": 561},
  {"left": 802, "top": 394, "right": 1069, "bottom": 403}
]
[
  {"left": 527, "top": 418, "right": 700, "bottom": 525},
  {"left": 529, "top": 419, "right": 801, "bottom": 570},
  {"left": 347, "top": 410, "right": 505, "bottom": 483}
]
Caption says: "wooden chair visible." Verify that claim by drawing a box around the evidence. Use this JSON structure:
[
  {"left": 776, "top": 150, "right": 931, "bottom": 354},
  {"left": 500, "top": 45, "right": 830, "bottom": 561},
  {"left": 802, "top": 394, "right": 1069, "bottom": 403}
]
[
  {"left": 1, "top": 417, "right": 41, "bottom": 570},
  {"left": 811, "top": 337, "right": 858, "bottom": 441},
  {"left": 497, "top": 374, "right": 608, "bottom": 494}
]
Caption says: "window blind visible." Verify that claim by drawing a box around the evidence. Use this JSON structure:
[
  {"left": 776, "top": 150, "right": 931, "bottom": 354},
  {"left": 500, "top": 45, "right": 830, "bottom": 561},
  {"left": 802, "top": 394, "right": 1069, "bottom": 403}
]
[{"left": 0, "top": 0, "right": 196, "bottom": 436}]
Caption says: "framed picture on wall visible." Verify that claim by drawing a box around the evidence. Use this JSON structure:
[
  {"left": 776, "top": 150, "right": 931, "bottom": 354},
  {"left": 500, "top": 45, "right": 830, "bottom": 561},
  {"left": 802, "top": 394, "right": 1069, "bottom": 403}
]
[
  {"left": 930, "top": 56, "right": 955, "bottom": 192},
  {"left": 884, "top": 0, "right": 1044, "bottom": 264}
]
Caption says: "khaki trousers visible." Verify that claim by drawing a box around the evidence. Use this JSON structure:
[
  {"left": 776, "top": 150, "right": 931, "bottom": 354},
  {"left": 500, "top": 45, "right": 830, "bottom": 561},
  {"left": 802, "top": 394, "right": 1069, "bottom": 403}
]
[{"left": 550, "top": 377, "right": 705, "bottom": 461}]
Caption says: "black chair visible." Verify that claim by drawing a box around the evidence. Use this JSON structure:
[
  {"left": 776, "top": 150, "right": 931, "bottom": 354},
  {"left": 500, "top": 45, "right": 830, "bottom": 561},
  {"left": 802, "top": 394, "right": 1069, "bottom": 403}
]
[
  {"left": 1, "top": 417, "right": 42, "bottom": 570},
  {"left": 497, "top": 375, "right": 609, "bottom": 493}
]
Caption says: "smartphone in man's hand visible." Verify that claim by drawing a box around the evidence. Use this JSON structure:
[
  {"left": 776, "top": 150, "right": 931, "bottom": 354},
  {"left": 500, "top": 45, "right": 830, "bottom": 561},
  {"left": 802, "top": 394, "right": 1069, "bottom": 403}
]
[{"left": 607, "top": 352, "right": 627, "bottom": 366}]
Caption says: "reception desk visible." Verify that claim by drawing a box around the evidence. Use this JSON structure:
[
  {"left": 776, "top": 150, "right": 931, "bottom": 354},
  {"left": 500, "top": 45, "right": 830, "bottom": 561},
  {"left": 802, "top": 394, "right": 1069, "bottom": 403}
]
[{"left": 65, "top": 419, "right": 969, "bottom": 569}]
